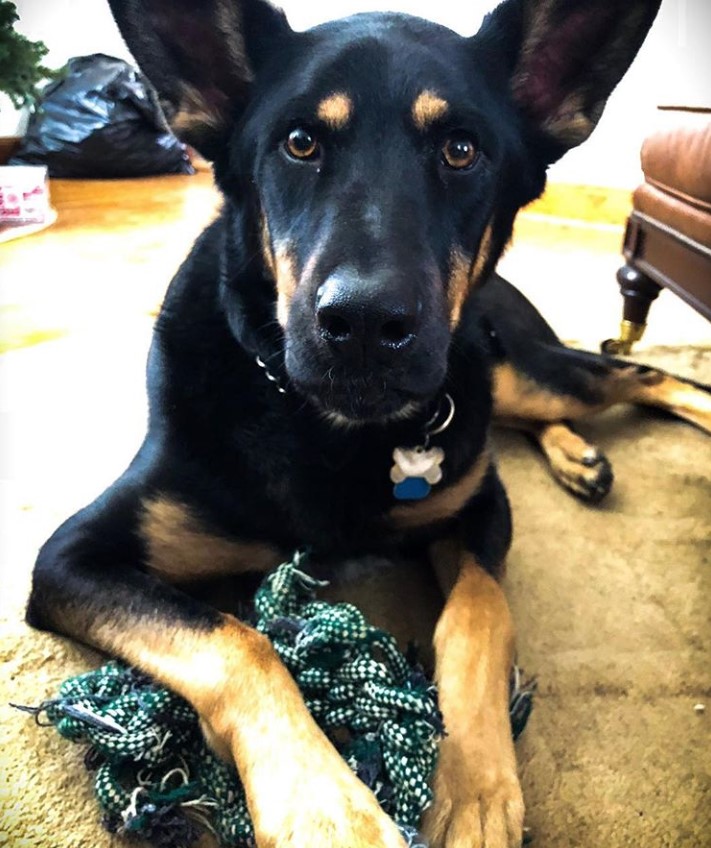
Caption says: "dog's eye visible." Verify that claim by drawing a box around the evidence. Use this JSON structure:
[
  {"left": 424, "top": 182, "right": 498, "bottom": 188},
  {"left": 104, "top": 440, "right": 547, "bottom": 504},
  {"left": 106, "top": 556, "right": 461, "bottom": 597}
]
[
  {"left": 441, "top": 135, "right": 478, "bottom": 170},
  {"left": 285, "top": 128, "right": 320, "bottom": 161}
]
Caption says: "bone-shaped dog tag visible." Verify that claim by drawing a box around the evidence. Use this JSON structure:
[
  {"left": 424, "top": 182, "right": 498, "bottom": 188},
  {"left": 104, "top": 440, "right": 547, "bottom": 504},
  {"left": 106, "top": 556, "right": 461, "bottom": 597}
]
[{"left": 391, "top": 446, "right": 445, "bottom": 499}]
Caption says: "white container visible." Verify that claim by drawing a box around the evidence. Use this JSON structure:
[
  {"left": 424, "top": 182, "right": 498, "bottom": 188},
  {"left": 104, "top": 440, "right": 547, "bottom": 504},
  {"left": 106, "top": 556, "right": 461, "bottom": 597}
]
[{"left": 0, "top": 165, "right": 50, "bottom": 223}]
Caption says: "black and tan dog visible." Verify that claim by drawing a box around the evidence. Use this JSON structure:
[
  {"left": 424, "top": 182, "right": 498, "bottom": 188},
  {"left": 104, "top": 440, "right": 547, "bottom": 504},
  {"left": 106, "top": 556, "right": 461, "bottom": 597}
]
[{"left": 27, "top": 1, "right": 711, "bottom": 846}]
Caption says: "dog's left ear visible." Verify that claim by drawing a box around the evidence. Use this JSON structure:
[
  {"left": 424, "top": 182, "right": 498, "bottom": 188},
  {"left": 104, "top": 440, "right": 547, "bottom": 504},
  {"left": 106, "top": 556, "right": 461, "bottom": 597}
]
[
  {"left": 477, "top": 0, "right": 661, "bottom": 162},
  {"left": 108, "top": 0, "right": 291, "bottom": 160}
]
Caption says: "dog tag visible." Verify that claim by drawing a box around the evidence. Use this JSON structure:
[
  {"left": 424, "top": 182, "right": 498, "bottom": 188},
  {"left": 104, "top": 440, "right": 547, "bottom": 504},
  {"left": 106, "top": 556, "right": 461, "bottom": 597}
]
[
  {"left": 390, "top": 446, "right": 445, "bottom": 500},
  {"left": 393, "top": 477, "right": 432, "bottom": 500},
  {"left": 388, "top": 394, "right": 453, "bottom": 501},
  {"left": 390, "top": 446, "right": 444, "bottom": 484}
]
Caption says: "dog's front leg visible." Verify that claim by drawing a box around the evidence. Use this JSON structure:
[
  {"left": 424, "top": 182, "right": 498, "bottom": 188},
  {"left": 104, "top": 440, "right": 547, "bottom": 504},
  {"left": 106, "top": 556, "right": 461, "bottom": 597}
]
[
  {"left": 29, "top": 548, "right": 404, "bottom": 848},
  {"left": 122, "top": 614, "right": 407, "bottom": 848},
  {"left": 422, "top": 539, "right": 523, "bottom": 848}
]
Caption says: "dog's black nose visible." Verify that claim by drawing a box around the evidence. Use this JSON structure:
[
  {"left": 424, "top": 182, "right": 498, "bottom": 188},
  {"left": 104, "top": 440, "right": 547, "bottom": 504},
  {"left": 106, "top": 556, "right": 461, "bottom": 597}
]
[{"left": 316, "top": 270, "right": 420, "bottom": 360}]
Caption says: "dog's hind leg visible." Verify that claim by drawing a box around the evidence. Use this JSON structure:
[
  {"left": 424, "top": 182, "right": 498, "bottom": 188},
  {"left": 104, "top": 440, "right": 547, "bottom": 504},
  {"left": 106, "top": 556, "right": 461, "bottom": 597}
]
[
  {"left": 619, "top": 365, "right": 711, "bottom": 433},
  {"left": 492, "top": 349, "right": 711, "bottom": 500},
  {"left": 498, "top": 418, "right": 614, "bottom": 502},
  {"left": 492, "top": 349, "right": 711, "bottom": 434},
  {"left": 477, "top": 275, "right": 711, "bottom": 500}
]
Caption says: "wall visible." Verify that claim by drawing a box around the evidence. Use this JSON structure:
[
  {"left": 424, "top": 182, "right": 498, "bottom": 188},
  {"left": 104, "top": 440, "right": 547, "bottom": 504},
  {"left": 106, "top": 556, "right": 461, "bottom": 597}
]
[{"left": 11, "top": 0, "right": 711, "bottom": 188}]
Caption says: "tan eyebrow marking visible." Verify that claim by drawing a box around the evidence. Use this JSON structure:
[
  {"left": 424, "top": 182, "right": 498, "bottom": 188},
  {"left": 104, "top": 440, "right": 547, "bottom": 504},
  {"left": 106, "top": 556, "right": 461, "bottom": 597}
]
[
  {"left": 317, "top": 92, "right": 353, "bottom": 129},
  {"left": 412, "top": 90, "right": 449, "bottom": 130}
]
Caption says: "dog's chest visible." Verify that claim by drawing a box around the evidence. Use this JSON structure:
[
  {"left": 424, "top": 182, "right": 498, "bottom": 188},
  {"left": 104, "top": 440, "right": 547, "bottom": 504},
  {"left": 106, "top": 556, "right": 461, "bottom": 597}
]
[
  {"left": 260, "top": 427, "right": 398, "bottom": 545},
  {"left": 239, "top": 407, "right": 482, "bottom": 556}
]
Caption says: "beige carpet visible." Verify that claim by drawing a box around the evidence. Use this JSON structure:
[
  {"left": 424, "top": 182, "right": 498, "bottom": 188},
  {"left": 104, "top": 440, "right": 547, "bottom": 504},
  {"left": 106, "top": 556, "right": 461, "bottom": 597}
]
[{"left": 1, "top": 346, "right": 709, "bottom": 848}]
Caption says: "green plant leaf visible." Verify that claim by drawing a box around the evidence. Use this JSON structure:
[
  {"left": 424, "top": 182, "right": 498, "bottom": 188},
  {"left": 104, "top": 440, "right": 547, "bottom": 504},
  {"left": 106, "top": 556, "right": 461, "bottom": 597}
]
[{"left": 0, "top": 0, "right": 56, "bottom": 110}]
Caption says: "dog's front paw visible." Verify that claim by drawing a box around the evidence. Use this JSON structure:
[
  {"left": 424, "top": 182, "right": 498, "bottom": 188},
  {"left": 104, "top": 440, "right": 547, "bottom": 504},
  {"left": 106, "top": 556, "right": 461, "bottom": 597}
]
[
  {"left": 261, "top": 783, "right": 406, "bottom": 847},
  {"left": 251, "top": 749, "right": 407, "bottom": 848},
  {"left": 422, "top": 741, "right": 524, "bottom": 848}
]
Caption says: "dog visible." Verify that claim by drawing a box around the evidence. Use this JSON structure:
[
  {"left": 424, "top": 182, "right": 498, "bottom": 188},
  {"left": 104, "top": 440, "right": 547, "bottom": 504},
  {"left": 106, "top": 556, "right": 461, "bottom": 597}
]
[{"left": 27, "top": 1, "right": 711, "bottom": 846}]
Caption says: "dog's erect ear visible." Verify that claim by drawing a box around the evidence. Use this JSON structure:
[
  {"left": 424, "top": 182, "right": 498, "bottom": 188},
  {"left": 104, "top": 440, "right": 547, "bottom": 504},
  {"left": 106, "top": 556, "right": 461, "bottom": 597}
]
[
  {"left": 477, "top": 0, "right": 661, "bottom": 162},
  {"left": 108, "top": 0, "right": 290, "bottom": 160}
]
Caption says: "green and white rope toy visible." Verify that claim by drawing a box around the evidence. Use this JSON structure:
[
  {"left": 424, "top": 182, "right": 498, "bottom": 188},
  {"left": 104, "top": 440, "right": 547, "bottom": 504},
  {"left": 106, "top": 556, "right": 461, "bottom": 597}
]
[{"left": 17, "top": 551, "right": 534, "bottom": 848}]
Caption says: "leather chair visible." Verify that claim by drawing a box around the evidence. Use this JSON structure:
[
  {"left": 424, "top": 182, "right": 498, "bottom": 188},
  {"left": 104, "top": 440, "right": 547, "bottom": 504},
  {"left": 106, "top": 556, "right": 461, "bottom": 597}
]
[{"left": 604, "top": 107, "right": 711, "bottom": 354}]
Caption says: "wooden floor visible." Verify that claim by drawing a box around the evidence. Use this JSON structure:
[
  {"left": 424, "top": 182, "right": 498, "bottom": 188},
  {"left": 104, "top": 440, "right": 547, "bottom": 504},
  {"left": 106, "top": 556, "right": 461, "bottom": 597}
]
[
  {"left": 1, "top": 170, "right": 220, "bottom": 353},
  {"left": 1, "top": 172, "right": 708, "bottom": 355}
]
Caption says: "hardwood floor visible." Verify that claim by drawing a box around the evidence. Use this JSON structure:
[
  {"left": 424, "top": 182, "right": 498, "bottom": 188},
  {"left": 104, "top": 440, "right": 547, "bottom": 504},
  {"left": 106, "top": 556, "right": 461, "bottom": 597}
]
[
  {"left": 0, "top": 171, "right": 708, "bottom": 354},
  {"left": 1, "top": 170, "right": 220, "bottom": 353}
]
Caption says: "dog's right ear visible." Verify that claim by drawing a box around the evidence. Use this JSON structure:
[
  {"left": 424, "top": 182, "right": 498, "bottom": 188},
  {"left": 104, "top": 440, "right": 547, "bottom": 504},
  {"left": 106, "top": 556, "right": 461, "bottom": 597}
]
[{"left": 108, "top": 0, "right": 290, "bottom": 160}]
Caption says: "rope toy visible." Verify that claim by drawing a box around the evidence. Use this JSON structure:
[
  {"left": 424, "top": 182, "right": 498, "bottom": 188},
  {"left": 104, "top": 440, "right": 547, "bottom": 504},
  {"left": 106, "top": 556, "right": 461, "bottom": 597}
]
[{"left": 15, "top": 551, "right": 535, "bottom": 848}]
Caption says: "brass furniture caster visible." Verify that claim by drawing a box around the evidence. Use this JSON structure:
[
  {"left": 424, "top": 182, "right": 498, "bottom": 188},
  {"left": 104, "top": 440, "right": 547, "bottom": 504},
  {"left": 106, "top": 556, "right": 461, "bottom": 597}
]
[{"left": 601, "top": 319, "right": 647, "bottom": 355}]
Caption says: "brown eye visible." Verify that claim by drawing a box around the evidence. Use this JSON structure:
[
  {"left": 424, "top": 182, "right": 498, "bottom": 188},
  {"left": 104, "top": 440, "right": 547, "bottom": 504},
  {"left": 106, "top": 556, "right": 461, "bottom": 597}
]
[
  {"left": 285, "top": 128, "right": 320, "bottom": 160},
  {"left": 441, "top": 135, "right": 478, "bottom": 170}
]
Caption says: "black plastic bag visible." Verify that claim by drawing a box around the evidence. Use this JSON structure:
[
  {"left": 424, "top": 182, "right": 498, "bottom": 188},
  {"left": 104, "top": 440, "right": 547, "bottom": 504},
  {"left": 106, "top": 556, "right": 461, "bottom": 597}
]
[{"left": 10, "top": 54, "right": 194, "bottom": 178}]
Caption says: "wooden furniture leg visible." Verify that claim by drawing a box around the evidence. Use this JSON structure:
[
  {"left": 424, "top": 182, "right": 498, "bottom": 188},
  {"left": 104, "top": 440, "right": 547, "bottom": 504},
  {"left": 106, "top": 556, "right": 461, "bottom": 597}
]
[{"left": 602, "top": 263, "right": 662, "bottom": 355}]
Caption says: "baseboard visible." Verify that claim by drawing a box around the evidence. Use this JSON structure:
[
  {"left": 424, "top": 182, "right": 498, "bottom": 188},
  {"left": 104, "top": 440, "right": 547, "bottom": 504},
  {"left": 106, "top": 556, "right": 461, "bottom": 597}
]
[
  {"left": 524, "top": 182, "right": 633, "bottom": 227},
  {"left": 0, "top": 136, "right": 22, "bottom": 164}
]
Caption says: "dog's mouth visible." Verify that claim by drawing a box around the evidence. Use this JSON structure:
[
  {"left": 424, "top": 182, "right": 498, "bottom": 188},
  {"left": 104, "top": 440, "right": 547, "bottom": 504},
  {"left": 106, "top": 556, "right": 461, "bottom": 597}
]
[
  {"left": 282, "top": 311, "right": 450, "bottom": 425},
  {"left": 294, "top": 376, "right": 424, "bottom": 426}
]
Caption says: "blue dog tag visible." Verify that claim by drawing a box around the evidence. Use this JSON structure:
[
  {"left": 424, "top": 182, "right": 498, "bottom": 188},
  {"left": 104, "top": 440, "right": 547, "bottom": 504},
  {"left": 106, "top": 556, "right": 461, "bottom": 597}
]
[{"left": 393, "top": 477, "right": 432, "bottom": 500}]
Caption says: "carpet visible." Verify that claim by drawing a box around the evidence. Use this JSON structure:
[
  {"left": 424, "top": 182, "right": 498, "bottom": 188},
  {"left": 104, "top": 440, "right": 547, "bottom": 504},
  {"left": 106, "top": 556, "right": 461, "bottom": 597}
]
[{"left": 1, "top": 346, "right": 709, "bottom": 848}]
